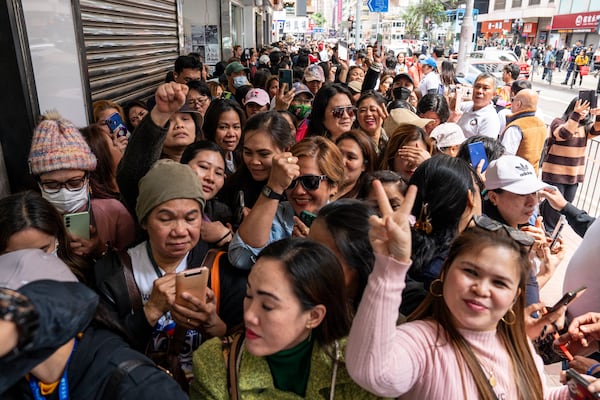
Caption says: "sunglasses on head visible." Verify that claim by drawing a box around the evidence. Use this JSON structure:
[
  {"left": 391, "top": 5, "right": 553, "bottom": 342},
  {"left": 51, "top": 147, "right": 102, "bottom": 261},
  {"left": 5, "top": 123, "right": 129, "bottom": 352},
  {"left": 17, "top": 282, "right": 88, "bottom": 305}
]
[
  {"left": 331, "top": 106, "right": 357, "bottom": 119},
  {"left": 471, "top": 215, "right": 535, "bottom": 247},
  {"left": 288, "top": 175, "right": 329, "bottom": 191}
]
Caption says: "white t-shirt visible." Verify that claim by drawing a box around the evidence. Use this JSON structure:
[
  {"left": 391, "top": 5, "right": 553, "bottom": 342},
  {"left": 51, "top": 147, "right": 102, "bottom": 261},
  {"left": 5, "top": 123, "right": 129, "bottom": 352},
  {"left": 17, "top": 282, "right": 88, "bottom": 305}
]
[
  {"left": 129, "top": 241, "right": 200, "bottom": 378},
  {"left": 418, "top": 71, "right": 441, "bottom": 95},
  {"left": 457, "top": 102, "right": 501, "bottom": 139}
]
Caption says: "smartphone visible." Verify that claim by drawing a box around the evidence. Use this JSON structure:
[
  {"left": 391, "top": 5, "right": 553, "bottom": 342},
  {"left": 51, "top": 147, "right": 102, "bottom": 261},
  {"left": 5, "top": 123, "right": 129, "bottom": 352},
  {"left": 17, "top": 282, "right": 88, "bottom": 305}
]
[
  {"left": 299, "top": 210, "right": 317, "bottom": 228},
  {"left": 63, "top": 211, "right": 90, "bottom": 240},
  {"left": 546, "top": 286, "right": 587, "bottom": 313},
  {"left": 278, "top": 69, "right": 293, "bottom": 91},
  {"left": 566, "top": 369, "right": 600, "bottom": 399},
  {"left": 578, "top": 90, "right": 598, "bottom": 109},
  {"left": 338, "top": 41, "right": 348, "bottom": 61},
  {"left": 105, "top": 112, "right": 130, "bottom": 138},
  {"left": 456, "top": 85, "right": 473, "bottom": 112},
  {"left": 467, "top": 142, "right": 489, "bottom": 172},
  {"left": 175, "top": 267, "right": 209, "bottom": 306},
  {"left": 550, "top": 215, "right": 566, "bottom": 250}
]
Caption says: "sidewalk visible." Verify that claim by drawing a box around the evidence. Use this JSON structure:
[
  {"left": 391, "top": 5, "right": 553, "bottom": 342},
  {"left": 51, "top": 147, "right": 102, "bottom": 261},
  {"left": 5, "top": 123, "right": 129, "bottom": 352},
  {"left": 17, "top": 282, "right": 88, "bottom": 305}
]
[{"left": 529, "top": 66, "right": 600, "bottom": 92}]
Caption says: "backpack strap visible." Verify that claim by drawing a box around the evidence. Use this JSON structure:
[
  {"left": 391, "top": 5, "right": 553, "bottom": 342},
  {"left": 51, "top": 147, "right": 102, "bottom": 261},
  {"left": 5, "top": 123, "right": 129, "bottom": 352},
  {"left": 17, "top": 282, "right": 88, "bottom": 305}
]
[
  {"left": 101, "top": 359, "right": 154, "bottom": 399},
  {"left": 222, "top": 333, "right": 244, "bottom": 400},
  {"left": 118, "top": 250, "right": 143, "bottom": 312}
]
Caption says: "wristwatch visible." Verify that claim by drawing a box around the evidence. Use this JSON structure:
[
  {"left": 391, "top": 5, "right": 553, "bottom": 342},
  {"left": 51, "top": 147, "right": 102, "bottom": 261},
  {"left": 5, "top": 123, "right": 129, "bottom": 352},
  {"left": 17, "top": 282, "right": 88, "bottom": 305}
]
[{"left": 261, "top": 185, "right": 284, "bottom": 200}]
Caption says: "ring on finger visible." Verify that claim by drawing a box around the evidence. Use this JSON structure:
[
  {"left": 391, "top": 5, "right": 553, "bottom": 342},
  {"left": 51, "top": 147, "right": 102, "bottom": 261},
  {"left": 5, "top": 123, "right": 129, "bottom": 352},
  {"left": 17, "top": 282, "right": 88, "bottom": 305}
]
[
  {"left": 187, "top": 318, "right": 191, "bottom": 324},
  {"left": 287, "top": 157, "right": 293, "bottom": 163}
]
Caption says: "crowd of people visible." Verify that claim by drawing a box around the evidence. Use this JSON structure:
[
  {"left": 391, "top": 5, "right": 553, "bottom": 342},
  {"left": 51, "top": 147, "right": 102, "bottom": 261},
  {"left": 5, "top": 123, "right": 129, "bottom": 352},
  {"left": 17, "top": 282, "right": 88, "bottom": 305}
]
[{"left": 2, "top": 39, "right": 600, "bottom": 399}]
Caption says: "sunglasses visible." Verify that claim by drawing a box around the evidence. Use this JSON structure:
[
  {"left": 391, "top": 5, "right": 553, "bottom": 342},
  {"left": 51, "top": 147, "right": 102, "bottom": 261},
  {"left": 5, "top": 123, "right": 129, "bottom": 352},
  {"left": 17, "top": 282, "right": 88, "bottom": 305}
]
[
  {"left": 288, "top": 175, "right": 329, "bottom": 191},
  {"left": 331, "top": 106, "right": 357, "bottom": 119},
  {"left": 471, "top": 215, "right": 535, "bottom": 247}
]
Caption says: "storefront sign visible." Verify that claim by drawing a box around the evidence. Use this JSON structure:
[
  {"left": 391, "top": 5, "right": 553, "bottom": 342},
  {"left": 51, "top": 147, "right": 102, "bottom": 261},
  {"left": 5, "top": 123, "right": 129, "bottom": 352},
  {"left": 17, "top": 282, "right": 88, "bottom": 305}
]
[
  {"left": 480, "top": 20, "right": 512, "bottom": 33},
  {"left": 551, "top": 11, "right": 600, "bottom": 31},
  {"left": 522, "top": 22, "right": 537, "bottom": 34}
]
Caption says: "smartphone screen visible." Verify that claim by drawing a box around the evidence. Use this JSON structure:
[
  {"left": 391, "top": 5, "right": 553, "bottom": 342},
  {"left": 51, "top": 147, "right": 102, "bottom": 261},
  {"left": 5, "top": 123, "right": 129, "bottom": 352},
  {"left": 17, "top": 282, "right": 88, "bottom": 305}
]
[
  {"left": 338, "top": 41, "right": 348, "bottom": 61},
  {"left": 278, "top": 69, "right": 293, "bottom": 91},
  {"left": 578, "top": 90, "right": 598, "bottom": 109},
  {"left": 64, "top": 211, "right": 90, "bottom": 240},
  {"left": 105, "top": 112, "right": 130, "bottom": 138},
  {"left": 566, "top": 369, "right": 600, "bottom": 399},
  {"left": 468, "top": 142, "right": 489, "bottom": 172}
]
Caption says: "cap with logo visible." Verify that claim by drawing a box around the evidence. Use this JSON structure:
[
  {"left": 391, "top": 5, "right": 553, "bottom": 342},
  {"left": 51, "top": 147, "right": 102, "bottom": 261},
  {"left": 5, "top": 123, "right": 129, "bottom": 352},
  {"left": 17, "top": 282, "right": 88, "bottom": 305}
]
[
  {"left": 485, "top": 155, "right": 550, "bottom": 195},
  {"left": 225, "top": 61, "right": 249, "bottom": 75},
  {"left": 292, "top": 82, "right": 314, "bottom": 98},
  {"left": 430, "top": 123, "right": 466, "bottom": 148},
  {"left": 419, "top": 56, "right": 437, "bottom": 69},
  {"left": 244, "top": 88, "right": 271, "bottom": 106},
  {"left": 304, "top": 64, "right": 325, "bottom": 82}
]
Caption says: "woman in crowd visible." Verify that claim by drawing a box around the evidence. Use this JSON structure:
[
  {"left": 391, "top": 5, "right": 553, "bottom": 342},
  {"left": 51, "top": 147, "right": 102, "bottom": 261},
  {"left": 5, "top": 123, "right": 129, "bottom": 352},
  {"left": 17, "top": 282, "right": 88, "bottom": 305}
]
[
  {"left": 96, "top": 160, "right": 247, "bottom": 389},
  {"left": 29, "top": 112, "right": 135, "bottom": 258},
  {"left": 186, "top": 80, "right": 212, "bottom": 117},
  {"left": 92, "top": 99, "right": 129, "bottom": 153},
  {"left": 346, "top": 180, "right": 570, "bottom": 399},
  {"left": 377, "top": 73, "right": 394, "bottom": 100},
  {"left": 191, "top": 238, "right": 383, "bottom": 399},
  {"left": 401, "top": 155, "right": 484, "bottom": 315},
  {"left": 124, "top": 100, "right": 148, "bottom": 131},
  {"left": 117, "top": 82, "right": 203, "bottom": 219},
  {"left": 334, "top": 130, "right": 376, "bottom": 199},
  {"left": 309, "top": 199, "right": 376, "bottom": 311},
  {"left": 540, "top": 98, "right": 600, "bottom": 232},
  {"left": 380, "top": 124, "right": 432, "bottom": 184},
  {"left": 80, "top": 124, "right": 121, "bottom": 199},
  {"left": 0, "top": 191, "right": 90, "bottom": 282},
  {"left": 202, "top": 98, "right": 245, "bottom": 176},
  {"left": 416, "top": 94, "right": 450, "bottom": 136},
  {"left": 355, "top": 91, "right": 388, "bottom": 157},
  {"left": 347, "top": 66, "right": 365, "bottom": 84},
  {"left": 484, "top": 155, "right": 564, "bottom": 304},
  {"left": 360, "top": 170, "right": 407, "bottom": 215},
  {"left": 219, "top": 111, "right": 295, "bottom": 217},
  {"left": 180, "top": 141, "right": 233, "bottom": 248},
  {"left": 394, "top": 52, "right": 408, "bottom": 74},
  {"left": 306, "top": 84, "right": 355, "bottom": 141},
  {"left": 265, "top": 75, "right": 280, "bottom": 100},
  {"left": 228, "top": 136, "right": 344, "bottom": 270},
  {"left": 207, "top": 81, "right": 224, "bottom": 99},
  {"left": 439, "top": 60, "right": 459, "bottom": 95}
]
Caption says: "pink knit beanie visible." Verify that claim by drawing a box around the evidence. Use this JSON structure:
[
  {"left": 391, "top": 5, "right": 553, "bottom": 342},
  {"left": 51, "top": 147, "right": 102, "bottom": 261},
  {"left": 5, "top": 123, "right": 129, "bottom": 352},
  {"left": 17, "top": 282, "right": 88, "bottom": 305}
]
[{"left": 28, "top": 111, "right": 97, "bottom": 175}]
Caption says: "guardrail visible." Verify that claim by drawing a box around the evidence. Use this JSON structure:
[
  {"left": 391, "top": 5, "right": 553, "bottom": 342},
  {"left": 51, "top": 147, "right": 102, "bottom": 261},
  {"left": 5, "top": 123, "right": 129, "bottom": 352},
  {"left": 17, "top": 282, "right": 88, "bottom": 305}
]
[{"left": 573, "top": 137, "right": 600, "bottom": 218}]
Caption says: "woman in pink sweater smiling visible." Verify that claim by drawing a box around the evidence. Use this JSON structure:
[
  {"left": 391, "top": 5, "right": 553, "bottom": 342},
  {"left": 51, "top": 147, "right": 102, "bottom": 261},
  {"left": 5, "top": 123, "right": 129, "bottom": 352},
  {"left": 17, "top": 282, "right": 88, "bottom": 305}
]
[{"left": 346, "top": 182, "right": 570, "bottom": 399}]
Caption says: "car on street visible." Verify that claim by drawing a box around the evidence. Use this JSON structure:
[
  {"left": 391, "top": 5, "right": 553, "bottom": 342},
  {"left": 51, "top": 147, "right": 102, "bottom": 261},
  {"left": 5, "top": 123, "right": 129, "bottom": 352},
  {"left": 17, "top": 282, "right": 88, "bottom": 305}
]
[{"left": 470, "top": 48, "right": 530, "bottom": 78}]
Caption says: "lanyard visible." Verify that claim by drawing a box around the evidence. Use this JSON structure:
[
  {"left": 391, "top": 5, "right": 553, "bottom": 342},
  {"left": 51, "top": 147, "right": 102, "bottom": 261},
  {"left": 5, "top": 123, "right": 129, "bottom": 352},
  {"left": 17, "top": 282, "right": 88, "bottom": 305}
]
[
  {"left": 29, "top": 339, "right": 78, "bottom": 400},
  {"left": 145, "top": 241, "right": 163, "bottom": 278}
]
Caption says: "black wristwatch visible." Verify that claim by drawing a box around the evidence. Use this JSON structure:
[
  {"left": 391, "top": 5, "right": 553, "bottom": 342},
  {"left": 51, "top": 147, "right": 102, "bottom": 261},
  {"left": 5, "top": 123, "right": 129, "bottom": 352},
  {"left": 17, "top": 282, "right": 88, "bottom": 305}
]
[{"left": 261, "top": 185, "right": 284, "bottom": 200}]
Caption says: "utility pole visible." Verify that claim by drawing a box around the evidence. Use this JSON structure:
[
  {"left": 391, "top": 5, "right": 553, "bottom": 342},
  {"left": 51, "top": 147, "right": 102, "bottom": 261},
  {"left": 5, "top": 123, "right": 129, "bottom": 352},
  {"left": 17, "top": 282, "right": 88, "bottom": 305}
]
[
  {"left": 355, "top": 0, "right": 362, "bottom": 49},
  {"left": 455, "top": 0, "right": 474, "bottom": 77}
]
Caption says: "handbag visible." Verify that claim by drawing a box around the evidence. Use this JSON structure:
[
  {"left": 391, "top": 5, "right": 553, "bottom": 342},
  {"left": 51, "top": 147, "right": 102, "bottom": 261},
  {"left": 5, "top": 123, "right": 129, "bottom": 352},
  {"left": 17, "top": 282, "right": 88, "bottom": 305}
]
[{"left": 580, "top": 65, "right": 589, "bottom": 76}]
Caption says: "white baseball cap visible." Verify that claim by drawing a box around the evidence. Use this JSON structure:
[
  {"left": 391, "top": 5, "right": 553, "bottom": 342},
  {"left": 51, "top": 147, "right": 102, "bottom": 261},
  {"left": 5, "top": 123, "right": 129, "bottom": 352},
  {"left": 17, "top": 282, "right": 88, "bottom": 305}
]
[
  {"left": 485, "top": 155, "right": 550, "bottom": 195},
  {"left": 430, "top": 123, "right": 466, "bottom": 148}
]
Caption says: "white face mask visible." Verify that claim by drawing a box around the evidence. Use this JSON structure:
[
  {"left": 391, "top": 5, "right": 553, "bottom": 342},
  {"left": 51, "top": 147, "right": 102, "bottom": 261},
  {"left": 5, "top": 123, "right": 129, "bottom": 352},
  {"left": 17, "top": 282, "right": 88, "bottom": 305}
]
[
  {"left": 233, "top": 76, "right": 249, "bottom": 88},
  {"left": 40, "top": 183, "right": 89, "bottom": 214}
]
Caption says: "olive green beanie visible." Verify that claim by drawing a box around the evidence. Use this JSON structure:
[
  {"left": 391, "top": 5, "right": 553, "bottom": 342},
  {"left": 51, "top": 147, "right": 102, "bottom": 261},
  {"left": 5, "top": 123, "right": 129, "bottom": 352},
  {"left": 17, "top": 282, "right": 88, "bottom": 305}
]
[{"left": 136, "top": 160, "right": 205, "bottom": 222}]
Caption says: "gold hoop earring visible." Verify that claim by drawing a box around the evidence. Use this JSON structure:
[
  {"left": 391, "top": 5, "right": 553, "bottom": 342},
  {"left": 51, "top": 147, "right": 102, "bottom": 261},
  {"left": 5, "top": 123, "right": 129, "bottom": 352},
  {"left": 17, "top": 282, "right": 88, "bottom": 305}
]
[
  {"left": 429, "top": 278, "right": 443, "bottom": 297},
  {"left": 501, "top": 308, "right": 516, "bottom": 325}
]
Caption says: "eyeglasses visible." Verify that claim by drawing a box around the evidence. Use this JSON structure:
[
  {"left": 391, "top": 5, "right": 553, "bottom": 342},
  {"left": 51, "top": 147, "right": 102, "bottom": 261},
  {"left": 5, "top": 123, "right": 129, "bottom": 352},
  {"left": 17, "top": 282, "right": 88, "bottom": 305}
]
[
  {"left": 471, "top": 215, "right": 535, "bottom": 247},
  {"left": 188, "top": 97, "right": 210, "bottom": 107},
  {"left": 331, "top": 106, "right": 356, "bottom": 119},
  {"left": 39, "top": 176, "right": 87, "bottom": 194},
  {"left": 288, "top": 175, "right": 329, "bottom": 191}
]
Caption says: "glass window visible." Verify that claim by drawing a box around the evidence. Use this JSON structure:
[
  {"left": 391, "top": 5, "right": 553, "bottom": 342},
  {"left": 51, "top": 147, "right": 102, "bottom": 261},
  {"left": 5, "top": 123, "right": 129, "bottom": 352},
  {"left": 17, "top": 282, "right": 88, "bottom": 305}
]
[
  {"left": 529, "top": 0, "right": 540, "bottom": 5},
  {"left": 513, "top": 0, "right": 522, "bottom": 7},
  {"left": 494, "top": 0, "right": 506, "bottom": 10}
]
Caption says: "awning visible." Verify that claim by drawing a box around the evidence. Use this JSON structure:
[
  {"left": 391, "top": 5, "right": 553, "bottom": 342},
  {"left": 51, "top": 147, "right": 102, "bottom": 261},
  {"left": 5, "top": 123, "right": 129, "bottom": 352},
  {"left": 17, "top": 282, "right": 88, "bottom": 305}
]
[{"left": 551, "top": 11, "right": 600, "bottom": 31}]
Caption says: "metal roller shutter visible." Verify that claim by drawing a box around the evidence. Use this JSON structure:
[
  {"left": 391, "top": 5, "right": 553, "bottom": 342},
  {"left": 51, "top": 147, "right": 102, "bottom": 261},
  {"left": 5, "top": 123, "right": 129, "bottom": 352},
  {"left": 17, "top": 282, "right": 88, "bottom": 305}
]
[{"left": 79, "top": 0, "right": 179, "bottom": 104}]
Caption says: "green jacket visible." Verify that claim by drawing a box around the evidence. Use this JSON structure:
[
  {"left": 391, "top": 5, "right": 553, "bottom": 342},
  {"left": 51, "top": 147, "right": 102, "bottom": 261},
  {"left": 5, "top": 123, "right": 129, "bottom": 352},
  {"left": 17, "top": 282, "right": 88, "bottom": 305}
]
[{"left": 190, "top": 335, "right": 387, "bottom": 399}]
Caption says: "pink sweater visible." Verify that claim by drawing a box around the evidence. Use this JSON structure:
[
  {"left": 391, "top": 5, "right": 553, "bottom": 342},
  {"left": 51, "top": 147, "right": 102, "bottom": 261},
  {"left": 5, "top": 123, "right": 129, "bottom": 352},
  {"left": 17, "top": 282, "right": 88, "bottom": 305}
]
[{"left": 346, "top": 254, "right": 570, "bottom": 399}]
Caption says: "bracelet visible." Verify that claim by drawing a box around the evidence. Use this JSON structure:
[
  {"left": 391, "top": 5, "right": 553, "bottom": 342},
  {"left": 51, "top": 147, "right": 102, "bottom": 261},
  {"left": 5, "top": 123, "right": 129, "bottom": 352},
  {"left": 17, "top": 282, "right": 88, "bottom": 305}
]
[
  {"left": 595, "top": 115, "right": 600, "bottom": 122},
  {"left": 586, "top": 363, "right": 600, "bottom": 376},
  {"left": 569, "top": 111, "right": 581, "bottom": 122},
  {"left": 214, "top": 230, "right": 232, "bottom": 245}
]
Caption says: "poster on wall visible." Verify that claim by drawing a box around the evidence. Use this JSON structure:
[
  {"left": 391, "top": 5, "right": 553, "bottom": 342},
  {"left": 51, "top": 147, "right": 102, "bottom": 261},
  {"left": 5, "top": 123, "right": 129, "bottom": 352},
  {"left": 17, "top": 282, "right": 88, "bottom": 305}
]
[{"left": 191, "top": 24, "right": 220, "bottom": 65}]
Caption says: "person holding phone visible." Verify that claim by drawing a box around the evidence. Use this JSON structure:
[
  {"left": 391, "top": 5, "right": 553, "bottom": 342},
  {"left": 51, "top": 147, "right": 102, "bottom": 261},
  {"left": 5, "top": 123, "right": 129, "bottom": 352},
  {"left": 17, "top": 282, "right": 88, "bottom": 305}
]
[
  {"left": 95, "top": 160, "right": 246, "bottom": 387},
  {"left": 192, "top": 238, "right": 382, "bottom": 399},
  {"left": 346, "top": 182, "right": 570, "bottom": 399},
  {"left": 484, "top": 155, "right": 564, "bottom": 300},
  {"left": 539, "top": 97, "right": 600, "bottom": 233},
  {"left": 228, "top": 137, "right": 344, "bottom": 270}
]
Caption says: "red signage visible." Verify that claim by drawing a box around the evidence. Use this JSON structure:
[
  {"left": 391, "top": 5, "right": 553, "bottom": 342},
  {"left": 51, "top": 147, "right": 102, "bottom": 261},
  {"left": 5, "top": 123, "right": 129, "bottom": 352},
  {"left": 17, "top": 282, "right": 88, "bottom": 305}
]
[
  {"left": 522, "top": 22, "right": 537, "bottom": 34},
  {"left": 551, "top": 11, "right": 600, "bottom": 30},
  {"left": 480, "top": 20, "right": 512, "bottom": 33}
]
